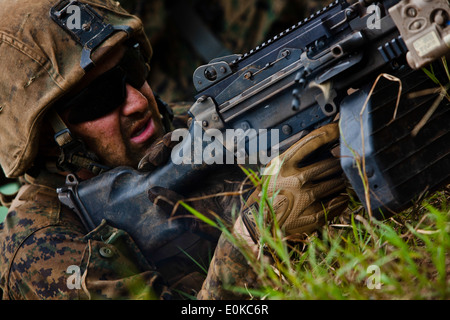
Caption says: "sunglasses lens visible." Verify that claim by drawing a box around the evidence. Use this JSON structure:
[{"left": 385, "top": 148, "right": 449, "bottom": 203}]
[
  {"left": 57, "top": 45, "right": 150, "bottom": 124},
  {"left": 120, "top": 45, "right": 149, "bottom": 89},
  {"left": 64, "top": 68, "right": 127, "bottom": 124}
]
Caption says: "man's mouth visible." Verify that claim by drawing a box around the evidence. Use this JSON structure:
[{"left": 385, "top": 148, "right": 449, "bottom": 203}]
[{"left": 130, "top": 117, "right": 156, "bottom": 144}]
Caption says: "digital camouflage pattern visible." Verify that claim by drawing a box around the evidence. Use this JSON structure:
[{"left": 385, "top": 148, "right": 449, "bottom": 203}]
[
  {"left": 197, "top": 233, "right": 260, "bottom": 300},
  {"left": 0, "top": 172, "right": 168, "bottom": 300},
  {"left": 0, "top": 166, "right": 247, "bottom": 300},
  {"left": 0, "top": 0, "right": 334, "bottom": 300}
]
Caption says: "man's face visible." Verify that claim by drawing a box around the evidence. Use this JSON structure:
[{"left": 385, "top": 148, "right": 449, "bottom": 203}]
[{"left": 61, "top": 45, "right": 166, "bottom": 169}]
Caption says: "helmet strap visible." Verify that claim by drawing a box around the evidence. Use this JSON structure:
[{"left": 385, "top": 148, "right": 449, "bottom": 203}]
[{"left": 47, "top": 110, "right": 110, "bottom": 176}]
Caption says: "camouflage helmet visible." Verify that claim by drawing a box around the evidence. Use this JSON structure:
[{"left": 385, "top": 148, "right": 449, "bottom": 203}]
[{"left": 0, "top": 0, "right": 152, "bottom": 178}]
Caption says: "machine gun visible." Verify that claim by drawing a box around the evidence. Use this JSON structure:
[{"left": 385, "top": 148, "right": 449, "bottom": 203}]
[
  {"left": 182, "top": 0, "right": 450, "bottom": 217},
  {"left": 58, "top": 0, "right": 450, "bottom": 239}
]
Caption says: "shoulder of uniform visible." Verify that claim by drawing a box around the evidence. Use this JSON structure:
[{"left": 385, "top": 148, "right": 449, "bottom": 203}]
[{"left": 10, "top": 183, "right": 60, "bottom": 221}]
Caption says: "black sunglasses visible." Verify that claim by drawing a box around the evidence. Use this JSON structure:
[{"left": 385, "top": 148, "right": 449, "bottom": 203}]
[{"left": 57, "top": 43, "right": 150, "bottom": 124}]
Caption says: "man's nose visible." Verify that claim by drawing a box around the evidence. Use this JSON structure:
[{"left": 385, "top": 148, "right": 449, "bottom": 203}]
[{"left": 120, "top": 83, "right": 149, "bottom": 116}]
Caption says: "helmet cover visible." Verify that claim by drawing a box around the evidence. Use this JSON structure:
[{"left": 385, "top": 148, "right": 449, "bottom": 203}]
[{"left": 0, "top": 0, "right": 152, "bottom": 178}]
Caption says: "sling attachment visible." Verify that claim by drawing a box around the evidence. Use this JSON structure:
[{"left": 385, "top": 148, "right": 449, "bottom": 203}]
[
  {"left": 57, "top": 173, "right": 97, "bottom": 231},
  {"left": 48, "top": 110, "right": 110, "bottom": 176}
]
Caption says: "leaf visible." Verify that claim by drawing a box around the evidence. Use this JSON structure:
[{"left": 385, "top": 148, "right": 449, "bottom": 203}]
[
  {"left": 422, "top": 67, "right": 440, "bottom": 85},
  {"left": 179, "top": 201, "right": 218, "bottom": 228}
]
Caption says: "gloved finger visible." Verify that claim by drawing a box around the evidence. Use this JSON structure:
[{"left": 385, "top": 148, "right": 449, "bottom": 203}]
[
  {"left": 308, "top": 195, "right": 349, "bottom": 229},
  {"left": 306, "top": 176, "right": 347, "bottom": 203},
  {"left": 276, "top": 123, "right": 340, "bottom": 176},
  {"left": 284, "top": 195, "right": 348, "bottom": 238},
  {"left": 161, "top": 131, "right": 179, "bottom": 148},
  {"left": 323, "top": 195, "right": 349, "bottom": 221},
  {"left": 138, "top": 132, "right": 175, "bottom": 171},
  {"left": 298, "top": 157, "right": 342, "bottom": 184},
  {"left": 282, "top": 207, "right": 323, "bottom": 237},
  {"left": 139, "top": 147, "right": 171, "bottom": 171}
]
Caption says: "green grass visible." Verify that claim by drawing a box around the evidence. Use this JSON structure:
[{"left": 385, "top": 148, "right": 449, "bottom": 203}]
[
  {"left": 185, "top": 174, "right": 449, "bottom": 300},
  {"left": 179, "top": 59, "right": 450, "bottom": 300},
  {"left": 1, "top": 59, "right": 448, "bottom": 300}
]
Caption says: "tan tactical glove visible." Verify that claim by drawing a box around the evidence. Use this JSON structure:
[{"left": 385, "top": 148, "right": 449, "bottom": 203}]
[
  {"left": 241, "top": 123, "right": 348, "bottom": 242},
  {"left": 138, "top": 132, "right": 177, "bottom": 171},
  {"left": 137, "top": 108, "right": 191, "bottom": 171}
]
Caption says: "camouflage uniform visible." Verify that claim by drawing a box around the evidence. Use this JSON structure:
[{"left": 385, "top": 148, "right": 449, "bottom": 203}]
[
  {"left": 0, "top": 164, "right": 246, "bottom": 300},
  {"left": 0, "top": 0, "right": 186, "bottom": 300},
  {"left": 197, "top": 234, "right": 260, "bottom": 300},
  {"left": 0, "top": 172, "right": 166, "bottom": 299},
  {"left": 0, "top": 0, "right": 333, "bottom": 300}
]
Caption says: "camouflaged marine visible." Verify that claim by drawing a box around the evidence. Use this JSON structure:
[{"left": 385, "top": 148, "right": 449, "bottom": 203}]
[
  {"left": 0, "top": 0, "right": 166, "bottom": 300},
  {"left": 0, "top": 0, "right": 236, "bottom": 300},
  {"left": 0, "top": 0, "right": 346, "bottom": 300}
]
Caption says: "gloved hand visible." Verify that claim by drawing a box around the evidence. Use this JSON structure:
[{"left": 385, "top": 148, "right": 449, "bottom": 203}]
[
  {"left": 241, "top": 123, "right": 348, "bottom": 242},
  {"left": 138, "top": 132, "right": 177, "bottom": 171}
]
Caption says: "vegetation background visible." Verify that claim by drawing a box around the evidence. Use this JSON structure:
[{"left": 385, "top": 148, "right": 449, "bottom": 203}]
[
  {"left": 180, "top": 58, "right": 450, "bottom": 300},
  {"left": 0, "top": 57, "right": 448, "bottom": 301}
]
